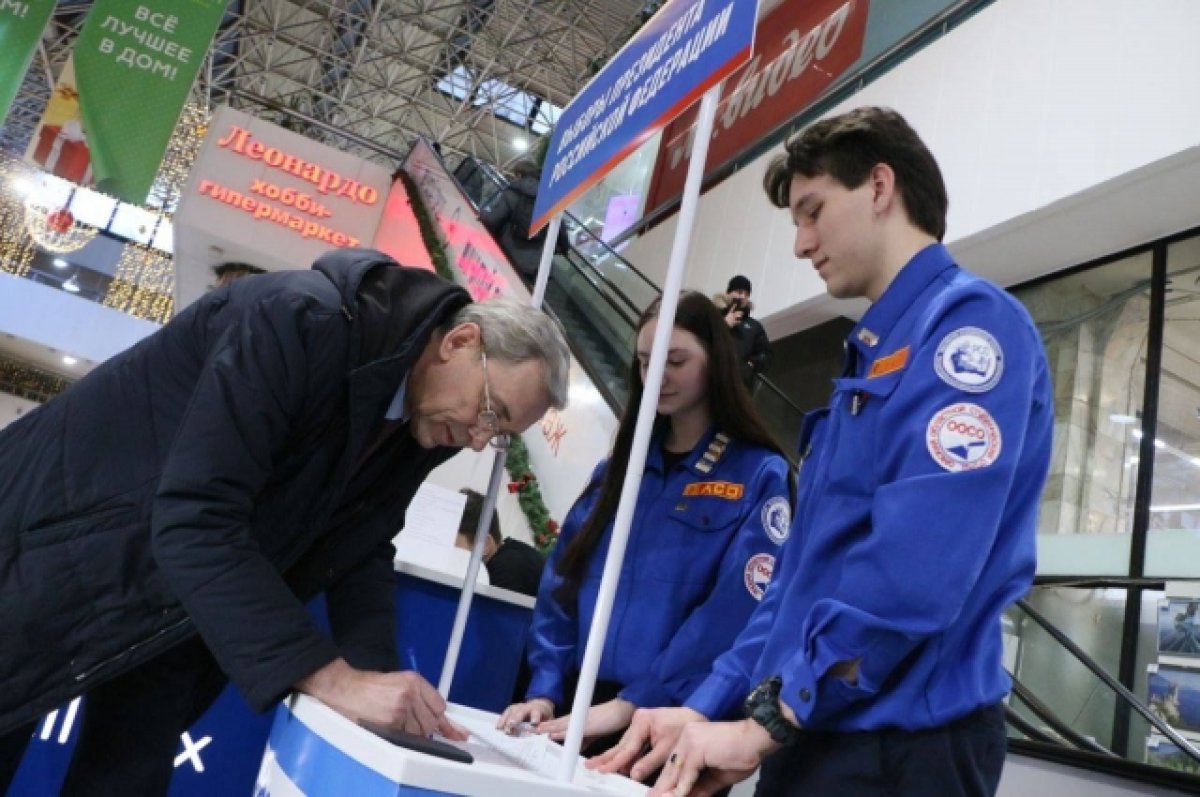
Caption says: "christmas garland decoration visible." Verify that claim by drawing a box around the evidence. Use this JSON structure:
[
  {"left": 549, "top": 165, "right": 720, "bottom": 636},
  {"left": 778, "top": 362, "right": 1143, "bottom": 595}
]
[
  {"left": 505, "top": 436, "right": 560, "bottom": 554},
  {"left": 395, "top": 170, "right": 456, "bottom": 284},
  {"left": 400, "top": 163, "right": 561, "bottom": 555}
]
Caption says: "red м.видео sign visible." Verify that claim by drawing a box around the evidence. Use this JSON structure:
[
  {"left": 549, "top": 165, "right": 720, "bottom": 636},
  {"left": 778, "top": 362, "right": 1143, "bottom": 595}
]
[{"left": 644, "top": 0, "right": 869, "bottom": 217}]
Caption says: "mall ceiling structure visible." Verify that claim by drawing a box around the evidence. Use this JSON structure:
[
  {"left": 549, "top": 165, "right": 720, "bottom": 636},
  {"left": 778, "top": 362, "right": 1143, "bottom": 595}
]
[
  {"left": 0, "top": 0, "right": 662, "bottom": 170},
  {"left": 0, "top": 0, "right": 659, "bottom": 382}
]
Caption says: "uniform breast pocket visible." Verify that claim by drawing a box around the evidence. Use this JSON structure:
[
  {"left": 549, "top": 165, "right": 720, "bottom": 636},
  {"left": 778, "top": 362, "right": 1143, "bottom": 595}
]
[
  {"left": 825, "top": 372, "right": 903, "bottom": 495},
  {"left": 653, "top": 500, "right": 746, "bottom": 584}
]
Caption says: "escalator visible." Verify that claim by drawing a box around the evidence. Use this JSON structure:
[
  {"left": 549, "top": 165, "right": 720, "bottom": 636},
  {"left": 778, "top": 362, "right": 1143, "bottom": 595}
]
[
  {"left": 1001, "top": 593, "right": 1200, "bottom": 794},
  {"left": 450, "top": 154, "right": 806, "bottom": 449}
]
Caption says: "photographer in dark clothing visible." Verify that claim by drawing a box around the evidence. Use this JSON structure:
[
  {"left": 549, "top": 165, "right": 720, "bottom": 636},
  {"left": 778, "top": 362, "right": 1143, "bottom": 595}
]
[{"left": 715, "top": 275, "right": 772, "bottom": 390}]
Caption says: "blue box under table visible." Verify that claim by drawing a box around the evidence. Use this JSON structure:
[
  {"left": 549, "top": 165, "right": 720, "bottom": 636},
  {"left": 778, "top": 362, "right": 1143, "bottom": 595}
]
[{"left": 7, "top": 566, "right": 534, "bottom": 796}]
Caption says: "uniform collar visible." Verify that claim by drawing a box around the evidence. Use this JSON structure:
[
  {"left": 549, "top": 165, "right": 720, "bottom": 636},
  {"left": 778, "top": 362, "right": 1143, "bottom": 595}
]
[{"left": 846, "top": 243, "right": 957, "bottom": 370}]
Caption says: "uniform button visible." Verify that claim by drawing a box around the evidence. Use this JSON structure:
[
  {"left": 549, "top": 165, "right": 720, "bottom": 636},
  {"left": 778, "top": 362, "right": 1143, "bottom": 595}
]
[{"left": 799, "top": 688, "right": 811, "bottom": 702}]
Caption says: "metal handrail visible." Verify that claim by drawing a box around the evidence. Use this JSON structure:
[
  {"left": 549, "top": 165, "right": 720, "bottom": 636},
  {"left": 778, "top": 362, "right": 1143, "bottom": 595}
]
[
  {"left": 755, "top": 373, "right": 806, "bottom": 418},
  {"left": 461, "top": 156, "right": 652, "bottom": 321},
  {"left": 1004, "top": 703, "right": 1066, "bottom": 747},
  {"left": 458, "top": 154, "right": 661, "bottom": 302},
  {"left": 1008, "top": 678, "right": 1116, "bottom": 757},
  {"left": 556, "top": 249, "right": 641, "bottom": 329},
  {"left": 556, "top": 218, "right": 648, "bottom": 321},
  {"left": 1014, "top": 597, "right": 1200, "bottom": 764}
]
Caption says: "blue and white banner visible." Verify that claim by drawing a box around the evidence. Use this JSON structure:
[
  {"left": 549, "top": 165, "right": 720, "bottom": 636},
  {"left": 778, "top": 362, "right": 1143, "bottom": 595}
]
[{"left": 530, "top": 0, "right": 757, "bottom": 233}]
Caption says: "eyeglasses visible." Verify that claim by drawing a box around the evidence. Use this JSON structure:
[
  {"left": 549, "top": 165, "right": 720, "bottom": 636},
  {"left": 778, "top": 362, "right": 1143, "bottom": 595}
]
[{"left": 477, "top": 349, "right": 511, "bottom": 450}]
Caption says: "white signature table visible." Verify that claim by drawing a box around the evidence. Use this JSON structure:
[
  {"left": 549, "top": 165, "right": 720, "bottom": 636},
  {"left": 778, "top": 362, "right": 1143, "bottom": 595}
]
[{"left": 255, "top": 695, "right": 648, "bottom": 797}]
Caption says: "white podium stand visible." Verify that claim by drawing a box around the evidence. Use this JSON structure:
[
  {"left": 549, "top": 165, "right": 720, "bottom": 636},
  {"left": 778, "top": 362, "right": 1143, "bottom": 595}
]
[{"left": 255, "top": 695, "right": 647, "bottom": 796}]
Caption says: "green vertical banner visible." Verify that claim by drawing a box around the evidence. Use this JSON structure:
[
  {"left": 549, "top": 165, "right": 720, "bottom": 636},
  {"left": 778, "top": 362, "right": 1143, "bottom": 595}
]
[
  {"left": 0, "top": 0, "right": 55, "bottom": 122},
  {"left": 74, "top": 0, "right": 227, "bottom": 203}
]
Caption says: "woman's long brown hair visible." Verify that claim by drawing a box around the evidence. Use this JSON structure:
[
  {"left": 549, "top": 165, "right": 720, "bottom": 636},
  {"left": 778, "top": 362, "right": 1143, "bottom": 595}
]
[{"left": 553, "top": 291, "right": 794, "bottom": 608}]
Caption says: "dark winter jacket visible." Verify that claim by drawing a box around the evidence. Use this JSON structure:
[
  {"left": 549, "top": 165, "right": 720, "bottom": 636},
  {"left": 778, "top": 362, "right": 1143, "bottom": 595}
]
[
  {"left": 714, "top": 292, "right": 772, "bottom": 388},
  {"left": 0, "top": 248, "right": 470, "bottom": 734}
]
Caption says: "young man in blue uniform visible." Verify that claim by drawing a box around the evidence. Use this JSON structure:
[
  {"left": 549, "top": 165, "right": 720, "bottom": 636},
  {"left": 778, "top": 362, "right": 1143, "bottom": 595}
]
[{"left": 591, "top": 107, "right": 1054, "bottom": 797}]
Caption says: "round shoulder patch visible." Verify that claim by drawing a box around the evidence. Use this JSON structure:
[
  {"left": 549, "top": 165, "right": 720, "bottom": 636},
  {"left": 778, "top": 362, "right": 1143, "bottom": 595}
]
[
  {"left": 934, "top": 327, "right": 1003, "bottom": 393},
  {"left": 760, "top": 496, "right": 791, "bottom": 544},
  {"left": 744, "top": 553, "right": 775, "bottom": 601},
  {"left": 926, "top": 403, "right": 1002, "bottom": 472}
]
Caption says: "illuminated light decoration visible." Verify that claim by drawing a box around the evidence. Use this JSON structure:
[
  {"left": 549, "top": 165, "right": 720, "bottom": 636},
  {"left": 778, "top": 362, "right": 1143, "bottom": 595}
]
[
  {"left": 147, "top": 103, "right": 210, "bottom": 213},
  {"left": 24, "top": 198, "right": 100, "bottom": 254},
  {"left": 0, "top": 154, "right": 38, "bottom": 277},
  {"left": 102, "top": 242, "right": 174, "bottom": 324},
  {"left": 0, "top": 356, "right": 72, "bottom": 402},
  {"left": 0, "top": 107, "right": 203, "bottom": 320}
]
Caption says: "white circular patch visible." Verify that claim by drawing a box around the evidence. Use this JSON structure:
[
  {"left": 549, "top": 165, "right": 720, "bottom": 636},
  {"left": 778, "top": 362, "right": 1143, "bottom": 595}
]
[
  {"left": 926, "top": 403, "right": 1002, "bottom": 472},
  {"left": 760, "top": 496, "right": 791, "bottom": 544},
  {"left": 934, "top": 327, "right": 1003, "bottom": 393},
  {"left": 743, "top": 553, "right": 775, "bottom": 601}
]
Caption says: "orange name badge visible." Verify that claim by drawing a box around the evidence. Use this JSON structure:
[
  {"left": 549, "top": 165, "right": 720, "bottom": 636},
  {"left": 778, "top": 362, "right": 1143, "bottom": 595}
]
[
  {"left": 683, "top": 481, "right": 745, "bottom": 500},
  {"left": 867, "top": 345, "right": 910, "bottom": 378}
]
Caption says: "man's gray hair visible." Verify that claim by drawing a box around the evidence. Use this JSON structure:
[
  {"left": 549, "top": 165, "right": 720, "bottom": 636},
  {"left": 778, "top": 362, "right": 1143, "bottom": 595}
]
[{"left": 449, "top": 298, "right": 570, "bottom": 409}]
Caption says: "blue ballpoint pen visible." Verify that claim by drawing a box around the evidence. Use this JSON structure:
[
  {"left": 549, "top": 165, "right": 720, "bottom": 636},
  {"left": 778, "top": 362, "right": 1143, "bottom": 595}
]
[{"left": 405, "top": 648, "right": 436, "bottom": 739}]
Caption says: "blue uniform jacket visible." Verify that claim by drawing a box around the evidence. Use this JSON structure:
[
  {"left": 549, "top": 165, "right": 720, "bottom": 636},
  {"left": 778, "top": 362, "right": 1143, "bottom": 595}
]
[
  {"left": 687, "top": 243, "right": 1053, "bottom": 731},
  {"left": 526, "top": 427, "right": 791, "bottom": 715}
]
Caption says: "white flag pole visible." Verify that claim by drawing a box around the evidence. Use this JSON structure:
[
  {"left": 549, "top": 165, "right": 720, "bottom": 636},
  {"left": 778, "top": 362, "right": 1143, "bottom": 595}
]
[
  {"left": 556, "top": 84, "right": 722, "bottom": 783},
  {"left": 531, "top": 212, "right": 562, "bottom": 309},
  {"left": 440, "top": 185, "right": 558, "bottom": 696},
  {"left": 438, "top": 447, "right": 507, "bottom": 696}
]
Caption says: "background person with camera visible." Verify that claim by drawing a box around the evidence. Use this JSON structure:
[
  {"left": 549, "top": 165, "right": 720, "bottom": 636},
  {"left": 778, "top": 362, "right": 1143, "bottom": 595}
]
[{"left": 715, "top": 275, "right": 772, "bottom": 391}]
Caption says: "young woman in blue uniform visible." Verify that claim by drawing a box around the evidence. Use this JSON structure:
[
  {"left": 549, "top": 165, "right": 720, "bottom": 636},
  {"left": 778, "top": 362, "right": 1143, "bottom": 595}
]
[{"left": 497, "top": 291, "right": 794, "bottom": 751}]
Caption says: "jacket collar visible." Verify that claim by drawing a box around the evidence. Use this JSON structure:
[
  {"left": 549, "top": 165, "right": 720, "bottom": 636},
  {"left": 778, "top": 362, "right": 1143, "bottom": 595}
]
[
  {"left": 646, "top": 424, "right": 731, "bottom": 476},
  {"left": 846, "top": 243, "right": 957, "bottom": 372},
  {"left": 314, "top": 250, "right": 470, "bottom": 479}
]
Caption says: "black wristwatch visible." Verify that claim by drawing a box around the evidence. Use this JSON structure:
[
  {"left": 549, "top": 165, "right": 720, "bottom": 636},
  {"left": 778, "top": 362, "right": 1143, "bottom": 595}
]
[{"left": 744, "top": 676, "right": 802, "bottom": 745}]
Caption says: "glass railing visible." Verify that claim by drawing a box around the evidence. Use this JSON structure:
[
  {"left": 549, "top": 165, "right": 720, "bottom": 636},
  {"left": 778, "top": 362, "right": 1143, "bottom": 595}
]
[{"left": 449, "top": 154, "right": 805, "bottom": 449}]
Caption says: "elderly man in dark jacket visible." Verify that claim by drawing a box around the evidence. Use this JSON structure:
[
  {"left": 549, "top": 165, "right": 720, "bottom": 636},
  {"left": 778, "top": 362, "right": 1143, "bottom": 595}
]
[{"left": 0, "top": 248, "right": 570, "bottom": 794}]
